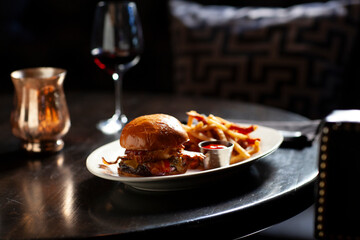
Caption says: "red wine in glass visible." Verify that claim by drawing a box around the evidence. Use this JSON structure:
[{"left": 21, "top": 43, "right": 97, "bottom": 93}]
[{"left": 92, "top": 49, "right": 140, "bottom": 75}]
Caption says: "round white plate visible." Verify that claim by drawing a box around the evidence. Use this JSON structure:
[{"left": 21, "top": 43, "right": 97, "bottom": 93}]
[{"left": 86, "top": 124, "right": 283, "bottom": 191}]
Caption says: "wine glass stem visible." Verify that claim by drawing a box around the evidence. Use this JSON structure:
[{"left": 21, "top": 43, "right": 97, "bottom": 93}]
[{"left": 112, "top": 70, "right": 124, "bottom": 119}]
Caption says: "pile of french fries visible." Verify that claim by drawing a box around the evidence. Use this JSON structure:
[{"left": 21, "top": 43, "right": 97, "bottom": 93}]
[{"left": 182, "top": 111, "right": 260, "bottom": 164}]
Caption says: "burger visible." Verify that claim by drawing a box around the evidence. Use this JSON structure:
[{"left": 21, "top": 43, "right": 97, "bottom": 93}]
[{"left": 118, "top": 114, "right": 205, "bottom": 177}]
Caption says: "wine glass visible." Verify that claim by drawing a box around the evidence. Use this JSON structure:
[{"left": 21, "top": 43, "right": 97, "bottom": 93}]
[{"left": 91, "top": 1, "right": 143, "bottom": 134}]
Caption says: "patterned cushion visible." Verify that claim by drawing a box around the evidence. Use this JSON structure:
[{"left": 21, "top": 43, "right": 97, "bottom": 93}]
[{"left": 169, "top": 0, "right": 360, "bottom": 118}]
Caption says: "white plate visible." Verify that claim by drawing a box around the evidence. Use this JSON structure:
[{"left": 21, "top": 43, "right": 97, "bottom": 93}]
[{"left": 86, "top": 124, "right": 283, "bottom": 191}]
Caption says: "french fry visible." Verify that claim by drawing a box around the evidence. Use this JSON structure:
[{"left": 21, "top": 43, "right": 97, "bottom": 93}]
[
  {"left": 247, "top": 139, "right": 260, "bottom": 155},
  {"left": 213, "top": 127, "right": 227, "bottom": 141},
  {"left": 213, "top": 115, "right": 231, "bottom": 125},
  {"left": 224, "top": 129, "right": 247, "bottom": 141},
  {"left": 187, "top": 115, "right": 194, "bottom": 126},
  {"left": 230, "top": 154, "right": 246, "bottom": 164},
  {"left": 195, "top": 121, "right": 204, "bottom": 130},
  {"left": 188, "top": 129, "right": 216, "bottom": 141},
  {"left": 207, "top": 118, "right": 228, "bottom": 132},
  {"left": 230, "top": 139, "right": 250, "bottom": 159},
  {"left": 183, "top": 111, "right": 260, "bottom": 164}
]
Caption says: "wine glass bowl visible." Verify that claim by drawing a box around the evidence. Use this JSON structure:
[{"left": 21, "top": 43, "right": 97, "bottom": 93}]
[{"left": 91, "top": 1, "right": 143, "bottom": 134}]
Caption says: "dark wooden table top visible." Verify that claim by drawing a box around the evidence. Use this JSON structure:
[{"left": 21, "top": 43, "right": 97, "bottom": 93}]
[{"left": 0, "top": 91, "right": 318, "bottom": 239}]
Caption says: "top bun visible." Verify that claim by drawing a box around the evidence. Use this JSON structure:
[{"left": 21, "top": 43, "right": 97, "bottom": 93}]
[{"left": 120, "top": 114, "right": 189, "bottom": 151}]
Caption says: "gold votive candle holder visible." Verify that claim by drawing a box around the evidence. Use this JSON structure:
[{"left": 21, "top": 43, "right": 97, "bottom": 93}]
[{"left": 10, "top": 67, "right": 71, "bottom": 153}]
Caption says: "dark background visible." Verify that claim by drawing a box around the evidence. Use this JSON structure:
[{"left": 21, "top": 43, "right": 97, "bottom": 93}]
[
  {"left": 0, "top": 0, "right": 174, "bottom": 93},
  {"left": 1, "top": 0, "right": 359, "bottom": 115}
]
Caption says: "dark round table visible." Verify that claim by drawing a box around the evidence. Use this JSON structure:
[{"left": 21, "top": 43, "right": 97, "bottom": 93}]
[{"left": 0, "top": 92, "right": 318, "bottom": 239}]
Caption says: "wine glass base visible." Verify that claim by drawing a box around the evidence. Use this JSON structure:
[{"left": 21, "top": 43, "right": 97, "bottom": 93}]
[{"left": 97, "top": 115, "right": 127, "bottom": 135}]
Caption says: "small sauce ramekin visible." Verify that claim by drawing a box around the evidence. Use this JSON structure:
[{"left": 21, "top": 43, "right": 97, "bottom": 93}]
[{"left": 199, "top": 140, "right": 234, "bottom": 169}]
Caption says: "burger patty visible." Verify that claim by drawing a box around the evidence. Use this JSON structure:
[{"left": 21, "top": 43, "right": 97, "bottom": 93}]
[{"left": 118, "top": 156, "right": 187, "bottom": 176}]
